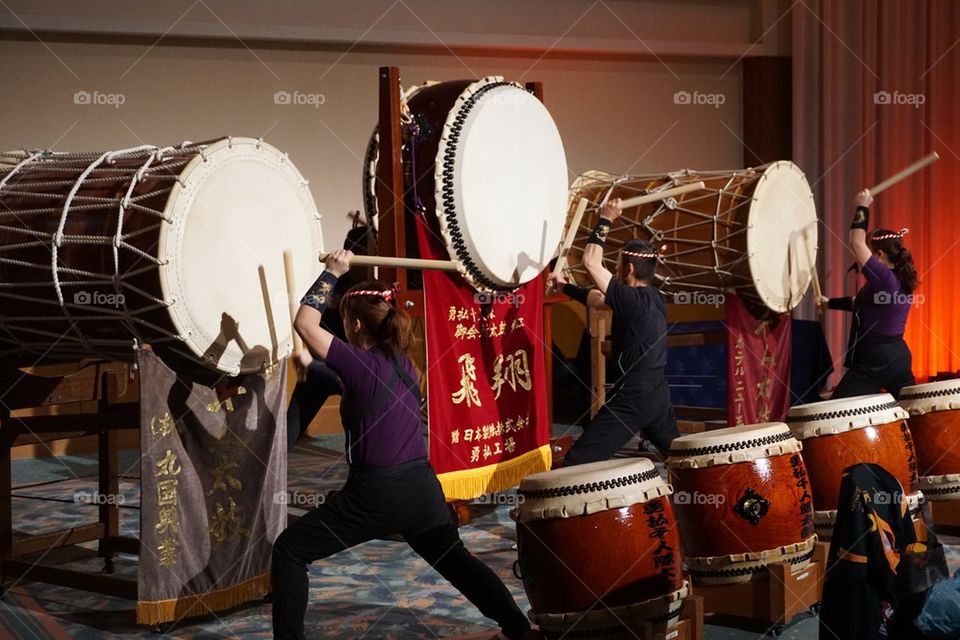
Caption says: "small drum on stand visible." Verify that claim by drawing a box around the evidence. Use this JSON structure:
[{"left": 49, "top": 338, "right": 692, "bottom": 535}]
[
  {"left": 0, "top": 138, "right": 322, "bottom": 378},
  {"left": 666, "top": 423, "right": 816, "bottom": 584},
  {"left": 364, "top": 76, "right": 569, "bottom": 291},
  {"left": 899, "top": 380, "right": 960, "bottom": 500},
  {"left": 563, "top": 161, "right": 818, "bottom": 313},
  {"left": 513, "top": 458, "right": 687, "bottom": 638},
  {"left": 786, "top": 394, "right": 921, "bottom": 538}
]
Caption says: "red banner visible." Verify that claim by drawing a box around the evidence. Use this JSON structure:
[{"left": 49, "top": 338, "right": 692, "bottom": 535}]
[
  {"left": 414, "top": 217, "right": 551, "bottom": 500},
  {"left": 726, "top": 295, "right": 792, "bottom": 426}
]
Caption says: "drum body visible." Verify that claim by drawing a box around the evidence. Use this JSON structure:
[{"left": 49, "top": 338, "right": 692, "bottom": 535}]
[
  {"left": 365, "top": 76, "right": 568, "bottom": 291},
  {"left": 513, "top": 458, "right": 686, "bottom": 638},
  {"left": 900, "top": 380, "right": 960, "bottom": 500},
  {"left": 666, "top": 423, "right": 816, "bottom": 584},
  {"left": 564, "top": 161, "right": 818, "bottom": 313},
  {"left": 786, "top": 394, "right": 920, "bottom": 538},
  {"left": 0, "top": 138, "right": 322, "bottom": 377}
]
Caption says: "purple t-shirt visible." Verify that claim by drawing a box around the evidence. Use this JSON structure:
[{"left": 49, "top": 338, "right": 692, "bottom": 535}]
[
  {"left": 854, "top": 255, "right": 910, "bottom": 337},
  {"left": 324, "top": 338, "right": 427, "bottom": 467}
]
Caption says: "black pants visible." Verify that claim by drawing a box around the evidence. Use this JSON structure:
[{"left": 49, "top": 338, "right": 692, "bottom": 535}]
[
  {"left": 565, "top": 372, "right": 679, "bottom": 465},
  {"left": 833, "top": 337, "right": 915, "bottom": 400},
  {"left": 287, "top": 361, "right": 341, "bottom": 451},
  {"left": 271, "top": 459, "right": 529, "bottom": 640}
]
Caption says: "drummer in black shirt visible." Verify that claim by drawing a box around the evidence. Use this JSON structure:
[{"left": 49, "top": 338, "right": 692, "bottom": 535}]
[{"left": 548, "top": 197, "right": 680, "bottom": 464}]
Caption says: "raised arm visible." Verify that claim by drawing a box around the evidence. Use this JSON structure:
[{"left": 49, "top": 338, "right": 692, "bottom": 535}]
[
  {"left": 582, "top": 198, "right": 621, "bottom": 295},
  {"left": 849, "top": 189, "right": 874, "bottom": 267},
  {"left": 293, "top": 250, "right": 352, "bottom": 360},
  {"left": 547, "top": 270, "right": 609, "bottom": 310}
]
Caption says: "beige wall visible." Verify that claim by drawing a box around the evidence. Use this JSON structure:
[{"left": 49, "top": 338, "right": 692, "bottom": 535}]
[{"left": 0, "top": 38, "right": 747, "bottom": 247}]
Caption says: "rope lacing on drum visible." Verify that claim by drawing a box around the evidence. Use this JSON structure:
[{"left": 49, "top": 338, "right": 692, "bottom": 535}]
[
  {"left": 438, "top": 80, "right": 519, "bottom": 292},
  {"left": 785, "top": 400, "right": 902, "bottom": 424},
  {"left": 690, "top": 549, "right": 814, "bottom": 578},
  {"left": 900, "top": 386, "right": 960, "bottom": 402},
  {"left": 668, "top": 429, "right": 794, "bottom": 458},
  {"left": 518, "top": 466, "right": 660, "bottom": 500}
]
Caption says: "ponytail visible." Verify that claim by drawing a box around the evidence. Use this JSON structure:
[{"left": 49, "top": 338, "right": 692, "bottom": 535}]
[
  {"left": 869, "top": 229, "right": 919, "bottom": 294},
  {"left": 340, "top": 281, "right": 415, "bottom": 354}
]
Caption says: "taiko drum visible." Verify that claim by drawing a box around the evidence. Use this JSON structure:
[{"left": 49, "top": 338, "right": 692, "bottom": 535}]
[{"left": 899, "top": 380, "right": 960, "bottom": 501}]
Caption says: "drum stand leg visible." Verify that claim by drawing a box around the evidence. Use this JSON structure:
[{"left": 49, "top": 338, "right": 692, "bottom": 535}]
[{"left": 690, "top": 542, "right": 828, "bottom": 631}]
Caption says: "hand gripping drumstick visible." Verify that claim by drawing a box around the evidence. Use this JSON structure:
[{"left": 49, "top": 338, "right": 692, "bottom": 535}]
[
  {"left": 283, "top": 250, "right": 304, "bottom": 356},
  {"left": 868, "top": 152, "right": 940, "bottom": 196}
]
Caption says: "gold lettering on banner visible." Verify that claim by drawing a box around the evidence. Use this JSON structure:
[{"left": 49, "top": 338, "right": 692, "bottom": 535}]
[
  {"left": 451, "top": 354, "right": 482, "bottom": 407},
  {"left": 207, "top": 436, "right": 243, "bottom": 496},
  {"left": 450, "top": 429, "right": 460, "bottom": 444},
  {"left": 155, "top": 505, "right": 180, "bottom": 535},
  {"left": 157, "top": 537, "right": 179, "bottom": 567},
  {"left": 150, "top": 413, "right": 176, "bottom": 437},
  {"left": 209, "top": 497, "right": 249, "bottom": 545},
  {"left": 491, "top": 349, "right": 533, "bottom": 400},
  {"left": 156, "top": 450, "right": 182, "bottom": 477},
  {"left": 157, "top": 479, "right": 178, "bottom": 507}
]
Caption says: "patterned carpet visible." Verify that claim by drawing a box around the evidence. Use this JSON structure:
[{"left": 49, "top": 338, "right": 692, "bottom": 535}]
[{"left": 1, "top": 431, "right": 956, "bottom": 639}]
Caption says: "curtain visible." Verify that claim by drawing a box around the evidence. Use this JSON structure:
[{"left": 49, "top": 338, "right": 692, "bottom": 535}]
[{"left": 794, "top": 0, "right": 960, "bottom": 383}]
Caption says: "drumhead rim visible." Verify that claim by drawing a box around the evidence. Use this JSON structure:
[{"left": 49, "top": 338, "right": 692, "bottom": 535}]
[
  {"left": 899, "top": 379, "right": 960, "bottom": 415},
  {"left": 785, "top": 393, "right": 908, "bottom": 439}
]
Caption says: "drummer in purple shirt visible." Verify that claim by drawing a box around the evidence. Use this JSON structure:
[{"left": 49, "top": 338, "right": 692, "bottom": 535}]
[
  {"left": 819, "top": 189, "right": 920, "bottom": 399},
  {"left": 271, "top": 249, "right": 531, "bottom": 640}
]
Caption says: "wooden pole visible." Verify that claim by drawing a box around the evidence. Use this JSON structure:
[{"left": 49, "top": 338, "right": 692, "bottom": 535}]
[
  {"left": 282, "top": 250, "right": 303, "bottom": 356},
  {"left": 617, "top": 181, "right": 706, "bottom": 209},
  {"left": 553, "top": 197, "right": 589, "bottom": 279},
  {"left": 321, "top": 253, "right": 459, "bottom": 272},
  {"left": 377, "top": 67, "right": 406, "bottom": 289},
  {"left": 869, "top": 151, "right": 939, "bottom": 196}
]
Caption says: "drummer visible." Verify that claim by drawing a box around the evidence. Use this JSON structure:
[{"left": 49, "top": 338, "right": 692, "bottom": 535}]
[
  {"left": 818, "top": 189, "right": 919, "bottom": 399},
  {"left": 548, "top": 198, "right": 680, "bottom": 463},
  {"left": 273, "top": 249, "right": 532, "bottom": 640}
]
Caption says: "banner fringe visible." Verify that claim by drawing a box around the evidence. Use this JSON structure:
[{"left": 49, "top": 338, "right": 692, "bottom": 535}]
[
  {"left": 136, "top": 573, "right": 270, "bottom": 625},
  {"left": 436, "top": 444, "right": 552, "bottom": 501}
]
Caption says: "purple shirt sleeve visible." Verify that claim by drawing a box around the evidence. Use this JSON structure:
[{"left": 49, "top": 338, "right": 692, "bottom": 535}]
[
  {"left": 324, "top": 337, "right": 377, "bottom": 401},
  {"left": 861, "top": 255, "right": 898, "bottom": 293}
]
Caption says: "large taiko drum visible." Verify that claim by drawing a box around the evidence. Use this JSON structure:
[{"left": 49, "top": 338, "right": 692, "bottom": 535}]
[
  {"left": 0, "top": 138, "right": 323, "bottom": 378},
  {"left": 899, "top": 380, "right": 960, "bottom": 500},
  {"left": 364, "top": 76, "right": 569, "bottom": 291},
  {"left": 513, "top": 458, "right": 687, "bottom": 638},
  {"left": 564, "top": 161, "right": 818, "bottom": 313},
  {"left": 786, "top": 394, "right": 921, "bottom": 538},
  {"left": 666, "top": 423, "right": 816, "bottom": 584}
]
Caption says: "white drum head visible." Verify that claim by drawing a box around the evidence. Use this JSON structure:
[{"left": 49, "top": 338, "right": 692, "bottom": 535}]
[
  {"left": 747, "top": 161, "right": 818, "bottom": 313},
  {"left": 435, "top": 79, "right": 568, "bottom": 290},
  {"left": 899, "top": 380, "right": 960, "bottom": 415},
  {"left": 785, "top": 393, "right": 908, "bottom": 439},
  {"left": 158, "top": 138, "right": 322, "bottom": 376}
]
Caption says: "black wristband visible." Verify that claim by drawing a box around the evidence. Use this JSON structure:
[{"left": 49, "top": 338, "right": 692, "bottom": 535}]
[
  {"left": 300, "top": 271, "right": 339, "bottom": 312},
  {"left": 587, "top": 219, "right": 612, "bottom": 246},
  {"left": 562, "top": 283, "right": 591, "bottom": 305},
  {"left": 827, "top": 297, "right": 854, "bottom": 311},
  {"left": 851, "top": 206, "right": 870, "bottom": 231}
]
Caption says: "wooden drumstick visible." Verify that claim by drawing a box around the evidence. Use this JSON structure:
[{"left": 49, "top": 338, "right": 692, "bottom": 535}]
[
  {"left": 617, "top": 181, "right": 706, "bottom": 209},
  {"left": 283, "top": 249, "right": 303, "bottom": 357},
  {"left": 553, "top": 197, "right": 589, "bottom": 279},
  {"left": 868, "top": 152, "right": 939, "bottom": 196},
  {"left": 320, "top": 254, "right": 460, "bottom": 272}
]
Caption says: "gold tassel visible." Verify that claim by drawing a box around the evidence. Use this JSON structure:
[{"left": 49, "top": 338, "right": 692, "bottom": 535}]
[
  {"left": 136, "top": 573, "right": 271, "bottom": 625},
  {"left": 436, "top": 444, "right": 552, "bottom": 501}
]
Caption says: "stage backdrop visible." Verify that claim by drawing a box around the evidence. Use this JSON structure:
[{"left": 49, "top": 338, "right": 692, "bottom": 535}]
[
  {"left": 794, "top": 1, "right": 960, "bottom": 382},
  {"left": 415, "top": 218, "right": 551, "bottom": 500},
  {"left": 137, "top": 349, "right": 286, "bottom": 625}
]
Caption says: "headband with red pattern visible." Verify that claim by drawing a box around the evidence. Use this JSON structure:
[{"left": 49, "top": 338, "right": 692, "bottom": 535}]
[
  {"left": 872, "top": 228, "right": 909, "bottom": 241},
  {"left": 346, "top": 284, "right": 398, "bottom": 303},
  {"left": 622, "top": 244, "right": 668, "bottom": 259}
]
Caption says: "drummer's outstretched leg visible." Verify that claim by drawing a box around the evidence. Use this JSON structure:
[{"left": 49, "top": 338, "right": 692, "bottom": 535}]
[
  {"left": 564, "top": 395, "right": 637, "bottom": 465},
  {"left": 639, "top": 379, "right": 679, "bottom": 454},
  {"left": 405, "top": 524, "right": 531, "bottom": 640}
]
